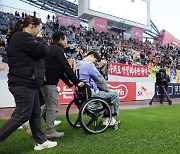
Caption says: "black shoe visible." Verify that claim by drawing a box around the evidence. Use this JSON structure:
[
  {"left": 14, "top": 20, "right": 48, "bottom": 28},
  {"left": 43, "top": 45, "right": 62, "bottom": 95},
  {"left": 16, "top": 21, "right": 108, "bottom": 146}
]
[
  {"left": 159, "top": 101, "right": 163, "bottom": 104},
  {"left": 168, "top": 100, "right": 172, "bottom": 105},
  {"left": 149, "top": 101, "right": 152, "bottom": 105}
]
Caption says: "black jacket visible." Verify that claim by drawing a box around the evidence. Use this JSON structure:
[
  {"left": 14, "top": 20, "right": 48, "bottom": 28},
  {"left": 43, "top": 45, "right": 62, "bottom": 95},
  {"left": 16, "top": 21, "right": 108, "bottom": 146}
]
[
  {"left": 7, "top": 31, "right": 48, "bottom": 88},
  {"left": 44, "top": 42, "right": 80, "bottom": 85}
]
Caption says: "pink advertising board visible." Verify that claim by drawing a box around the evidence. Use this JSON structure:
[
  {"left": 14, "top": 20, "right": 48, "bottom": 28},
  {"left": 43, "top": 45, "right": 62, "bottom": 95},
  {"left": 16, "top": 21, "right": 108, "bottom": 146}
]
[
  {"left": 57, "top": 16, "right": 80, "bottom": 28},
  {"left": 93, "top": 16, "right": 108, "bottom": 32},
  {"left": 132, "top": 27, "right": 143, "bottom": 41}
]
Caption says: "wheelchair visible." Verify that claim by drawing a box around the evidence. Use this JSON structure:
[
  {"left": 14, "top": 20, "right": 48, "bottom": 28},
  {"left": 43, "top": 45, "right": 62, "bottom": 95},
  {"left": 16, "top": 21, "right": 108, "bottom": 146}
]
[{"left": 66, "top": 85, "right": 119, "bottom": 134}]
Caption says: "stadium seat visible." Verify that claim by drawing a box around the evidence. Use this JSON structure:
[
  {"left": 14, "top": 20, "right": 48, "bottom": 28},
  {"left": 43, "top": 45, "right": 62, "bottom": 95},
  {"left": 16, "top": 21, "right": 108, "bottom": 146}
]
[{"left": 0, "top": 18, "right": 5, "bottom": 25}]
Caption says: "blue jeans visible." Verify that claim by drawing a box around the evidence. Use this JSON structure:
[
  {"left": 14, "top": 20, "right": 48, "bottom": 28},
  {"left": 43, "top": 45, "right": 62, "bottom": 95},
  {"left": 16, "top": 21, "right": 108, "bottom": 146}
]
[
  {"left": 0, "top": 86, "right": 46, "bottom": 144},
  {"left": 92, "top": 91, "right": 120, "bottom": 115}
]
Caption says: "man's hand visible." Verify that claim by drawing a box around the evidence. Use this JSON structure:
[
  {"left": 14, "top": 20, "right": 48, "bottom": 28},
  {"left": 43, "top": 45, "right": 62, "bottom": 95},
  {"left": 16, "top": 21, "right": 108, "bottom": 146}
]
[
  {"left": 77, "top": 82, "right": 84, "bottom": 87},
  {"left": 67, "top": 83, "right": 74, "bottom": 88},
  {"left": 36, "top": 30, "right": 42, "bottom": 37}
]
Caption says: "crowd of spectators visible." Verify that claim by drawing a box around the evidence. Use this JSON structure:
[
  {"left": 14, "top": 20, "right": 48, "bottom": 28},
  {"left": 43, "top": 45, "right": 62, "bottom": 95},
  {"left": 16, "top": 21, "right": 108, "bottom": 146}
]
[
  {"left": 46, "top": 15, "right": 180, "bottom": 71},
  {"left": 1, "top": 11, "right": 180, "bottom": 73},
  {"left": 54, "top": 24, "right": 180, "bottom": 70}
]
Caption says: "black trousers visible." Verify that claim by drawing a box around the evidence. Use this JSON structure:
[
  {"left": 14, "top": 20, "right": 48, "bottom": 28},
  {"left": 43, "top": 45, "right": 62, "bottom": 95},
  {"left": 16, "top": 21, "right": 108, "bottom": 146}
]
[{"left": 0, "top": 86, "right": 46, "bottom": 144}]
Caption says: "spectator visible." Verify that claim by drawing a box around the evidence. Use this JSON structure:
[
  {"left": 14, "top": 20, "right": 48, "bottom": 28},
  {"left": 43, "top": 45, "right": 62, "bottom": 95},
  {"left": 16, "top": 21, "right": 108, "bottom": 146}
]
[
  {"left": 2, "top": 26, "right": 8, "bottom": 35},
  {"left": 47, "top": 14, "right": 50, "bottom": 20},
  {"left": 52, "top": 15, "right": 55, "bottom": 22},
  {"left": 22, "top": 12, "right": 25, "bottom": 18},
  {"left": 17, "top": 12, "right": 20, "bottom": 17},
  {"left": 47, "top": 14, "right": 50, "bottom": 23},
  {"left": 0, "top": 38, "right": 6, "bottom": 51},
  {"left": 15, "top": 10, "right": 18, "bottom": 16},
  {"left": 33, "top": 11, "right": 36, "bottom": 17}
]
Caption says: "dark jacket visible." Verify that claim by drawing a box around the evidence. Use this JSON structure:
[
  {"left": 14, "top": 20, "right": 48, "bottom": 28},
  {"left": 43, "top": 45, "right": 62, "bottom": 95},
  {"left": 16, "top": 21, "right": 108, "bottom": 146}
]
[
  {"left": 7, "top": 31, "right": 48, "bottom": 88},
  {"left": 44, "top": 42, "right": 80, "bottom": 85}
]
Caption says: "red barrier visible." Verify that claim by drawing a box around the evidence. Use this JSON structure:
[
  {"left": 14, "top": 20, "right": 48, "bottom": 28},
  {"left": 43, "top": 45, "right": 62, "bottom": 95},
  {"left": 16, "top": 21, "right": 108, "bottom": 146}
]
[
  {"left": 57, "top": 81, "right": 136, "bottom": 104},
  {"left": 107, "top": 82, "right": 136, "bottom": 102},
  {"left": 57, "top": 81, "right": 75, "bottom": 104}
]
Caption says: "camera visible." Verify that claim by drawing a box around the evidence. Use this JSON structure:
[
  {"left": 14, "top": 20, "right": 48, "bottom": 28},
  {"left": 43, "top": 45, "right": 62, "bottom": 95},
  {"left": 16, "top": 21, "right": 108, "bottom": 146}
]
[
  {"left": 150, "top": 68, "right": 172, "bottom": 105},
  {"left": 156, "top": 69, "right": 167, "bottom": 86}
]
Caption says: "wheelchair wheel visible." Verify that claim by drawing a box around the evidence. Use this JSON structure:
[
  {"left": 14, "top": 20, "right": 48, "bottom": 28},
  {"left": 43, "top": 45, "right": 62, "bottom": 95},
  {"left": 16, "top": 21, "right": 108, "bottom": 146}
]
[
  {"left": 66, "top": 99, "right": 81, "bottom": 128},
  {"left": 79, "top": 98, "right": 112, "bottom": 134}
]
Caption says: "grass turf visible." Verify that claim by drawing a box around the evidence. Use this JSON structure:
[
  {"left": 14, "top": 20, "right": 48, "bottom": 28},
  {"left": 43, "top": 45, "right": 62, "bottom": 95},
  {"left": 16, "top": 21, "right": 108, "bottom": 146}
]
[{"left": 0, "top": 104, "right": 180, "bottom": 154}]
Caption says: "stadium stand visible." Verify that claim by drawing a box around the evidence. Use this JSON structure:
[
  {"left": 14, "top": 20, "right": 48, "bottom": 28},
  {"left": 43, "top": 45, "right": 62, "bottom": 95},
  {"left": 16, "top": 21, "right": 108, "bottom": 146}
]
[{"left": 0, "top": 11, "right": 180, "bottom": 75}]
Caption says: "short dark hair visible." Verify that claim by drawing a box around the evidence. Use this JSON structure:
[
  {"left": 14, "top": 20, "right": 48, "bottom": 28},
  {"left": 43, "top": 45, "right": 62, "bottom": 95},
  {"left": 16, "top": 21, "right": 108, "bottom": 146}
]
[
  {"left": 87, "top": 51, "right": 101, "bottom": 62},
  {"left": 52, "top": 31, "right": 65, "bottom": 42}
]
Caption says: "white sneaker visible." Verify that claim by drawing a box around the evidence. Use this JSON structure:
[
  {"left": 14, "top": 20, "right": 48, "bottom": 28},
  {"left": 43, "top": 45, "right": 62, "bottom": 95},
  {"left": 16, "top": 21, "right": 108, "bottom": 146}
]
[
  {"left": 110, "top": 117, "right": 117, "bottom": 126},
  {"left": 18, "top": 126, "right": 23, "bottom": 129},
  {"left": 54, "top": 120, "right": 61, "bottom": 126},
  {"left": 103, "top": 117, "right": 117, "bottom": 126},
  {"left": 34, "top": 140, "right": 57, "bottom": 151},
  {"left": 22, "top": 121, "right": 32, "bottom": 136},
  {"left": 102, "top": 117, "right": 110, "bottom": 126}
]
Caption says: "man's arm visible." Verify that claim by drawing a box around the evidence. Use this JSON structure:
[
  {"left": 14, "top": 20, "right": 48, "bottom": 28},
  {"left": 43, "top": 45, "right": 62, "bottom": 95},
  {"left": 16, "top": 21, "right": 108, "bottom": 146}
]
[
  {"left": 94, "top": 75, "right": 110, "bottom": 92},
  {"left": 55, "top": 47, "right": 80, "bottom": 85},
  {"left": 89, "top": 63, "right": 110, "bottom": 92},
  {"left": 60, "top": 73, "right": 73, "bottom": 88}
]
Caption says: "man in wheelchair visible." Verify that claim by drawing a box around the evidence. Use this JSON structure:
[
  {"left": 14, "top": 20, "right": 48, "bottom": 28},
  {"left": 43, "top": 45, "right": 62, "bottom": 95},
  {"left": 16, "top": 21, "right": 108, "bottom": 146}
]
[{"left": 76, "top": 50, "right": 120, "bottom": 126}]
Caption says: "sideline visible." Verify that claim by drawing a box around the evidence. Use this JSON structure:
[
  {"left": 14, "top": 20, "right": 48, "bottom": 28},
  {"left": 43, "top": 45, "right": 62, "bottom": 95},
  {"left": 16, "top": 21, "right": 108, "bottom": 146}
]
[{"left": 0, "top": 98, "right": 180, "bottom": 120}]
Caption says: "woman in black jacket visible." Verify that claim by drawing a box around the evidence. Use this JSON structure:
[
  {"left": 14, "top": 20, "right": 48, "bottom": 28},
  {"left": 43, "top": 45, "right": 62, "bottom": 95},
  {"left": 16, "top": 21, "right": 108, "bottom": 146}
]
[{"left": 0, "top": 16, "right": 57, "bottom": 151}]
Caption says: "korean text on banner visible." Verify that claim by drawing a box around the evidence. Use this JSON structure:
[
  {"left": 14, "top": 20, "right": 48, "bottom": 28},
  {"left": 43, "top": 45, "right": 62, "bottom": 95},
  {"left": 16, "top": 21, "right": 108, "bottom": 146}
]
[{"left": 108, "top": 62, "right": 148, "bottom": 77}]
